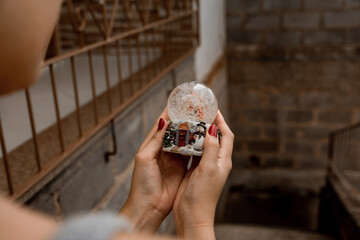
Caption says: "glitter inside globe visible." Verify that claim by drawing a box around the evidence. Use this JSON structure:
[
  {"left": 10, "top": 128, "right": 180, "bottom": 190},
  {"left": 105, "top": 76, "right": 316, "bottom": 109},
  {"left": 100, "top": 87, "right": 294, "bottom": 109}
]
[{"left": 167, "top": 82, "right": 218, "bottom": 123}]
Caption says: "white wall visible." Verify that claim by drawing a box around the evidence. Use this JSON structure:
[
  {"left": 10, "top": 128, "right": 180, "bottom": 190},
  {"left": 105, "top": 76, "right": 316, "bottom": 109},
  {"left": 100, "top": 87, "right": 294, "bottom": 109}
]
[{"left": 195, "top": 0, "right": 226, "bottom": 82}]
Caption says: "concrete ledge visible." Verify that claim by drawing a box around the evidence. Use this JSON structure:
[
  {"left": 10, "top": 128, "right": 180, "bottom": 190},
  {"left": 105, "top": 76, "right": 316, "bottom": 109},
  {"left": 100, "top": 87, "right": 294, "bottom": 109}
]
[
  {"left": 222, "top": 169, "right": 326, "bottom": 230},
  {"left": 229, "top": 169, "right": 326, "bottom": 194},
  {"left": 215, "top": 224, "right": 333, "bottom": 240}
]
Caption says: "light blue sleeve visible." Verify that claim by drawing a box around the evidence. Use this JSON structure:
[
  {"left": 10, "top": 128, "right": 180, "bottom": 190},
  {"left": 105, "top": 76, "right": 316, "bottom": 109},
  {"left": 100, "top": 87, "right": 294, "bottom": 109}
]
[{"left": 52, "top": 212, "right": 133, "bottom": 240}]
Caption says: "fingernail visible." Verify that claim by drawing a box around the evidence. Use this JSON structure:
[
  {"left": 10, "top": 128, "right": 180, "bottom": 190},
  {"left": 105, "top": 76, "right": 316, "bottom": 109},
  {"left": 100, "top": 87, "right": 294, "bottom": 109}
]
[
  {"left": 158, "top": 118, "right": 165, "bottom": 131},
  {"left": 209, "top": 124, "right": 218, "bottom": 137}
]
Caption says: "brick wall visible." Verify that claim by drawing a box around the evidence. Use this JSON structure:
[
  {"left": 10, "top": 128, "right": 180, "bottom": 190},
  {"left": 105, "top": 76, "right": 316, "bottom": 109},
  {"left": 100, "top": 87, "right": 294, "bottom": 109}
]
[
  {"left": 227, "top": 0, "right": 360, "bottom": 46},
  {"left": 227, "top": 0, "right": 360, "bottom": 170},
  {"left": 228, "top": 58, "right": 360, "bottom": 170}
]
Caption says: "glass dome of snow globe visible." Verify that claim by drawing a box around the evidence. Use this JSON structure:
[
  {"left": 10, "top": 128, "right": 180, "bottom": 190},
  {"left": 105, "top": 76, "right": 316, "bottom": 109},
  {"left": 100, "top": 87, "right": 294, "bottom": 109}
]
[
  {"left": 167, "top": 81, "right": 218, "bottom": 123},
  {"left": 162, "top": 82, "right": 219, "bottom": 156}
]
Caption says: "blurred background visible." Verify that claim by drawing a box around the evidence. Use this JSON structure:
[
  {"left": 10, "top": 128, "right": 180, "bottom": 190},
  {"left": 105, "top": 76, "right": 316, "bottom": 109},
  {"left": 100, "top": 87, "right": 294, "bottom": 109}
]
[{"left": 1, "top": 0, "right": 360, "bottom": 239}]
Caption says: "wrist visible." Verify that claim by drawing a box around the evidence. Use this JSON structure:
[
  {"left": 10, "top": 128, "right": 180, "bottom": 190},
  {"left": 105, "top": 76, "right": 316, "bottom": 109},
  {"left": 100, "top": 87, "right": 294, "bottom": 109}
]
[
  {"left": 175, "top": 206, "right": 215, "bottom": 229},
  {"left": 175, "top": 208, "right": 215, "bottom": 239},
  {"left": 181, "top": 223, "right": 215, "bottom": 240},
  {"left": 119, "top": 199, "right": 166, "bottom": 233}
]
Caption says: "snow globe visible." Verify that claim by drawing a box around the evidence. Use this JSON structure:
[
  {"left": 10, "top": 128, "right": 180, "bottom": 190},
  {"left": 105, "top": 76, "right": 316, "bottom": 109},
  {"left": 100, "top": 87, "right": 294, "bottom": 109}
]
[{"left": 162, "top": 81, "right": 219, "bottom": 156}]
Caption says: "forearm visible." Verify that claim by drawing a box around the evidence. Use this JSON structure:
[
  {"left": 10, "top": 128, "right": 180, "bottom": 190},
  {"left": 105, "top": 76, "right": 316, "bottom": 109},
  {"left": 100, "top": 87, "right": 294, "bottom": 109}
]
[
  {"left": 0, "top": 197, "right": 58, "bottom": 240},
  {"left": 0, "top": 0, "right": 62, "bottom": 93}
]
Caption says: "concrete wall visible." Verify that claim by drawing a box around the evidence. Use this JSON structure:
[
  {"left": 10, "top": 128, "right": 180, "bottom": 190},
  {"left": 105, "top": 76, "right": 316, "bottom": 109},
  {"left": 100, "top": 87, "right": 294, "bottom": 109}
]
[{"left": 195, "top": 0, "right": 226, "bottom": 82}]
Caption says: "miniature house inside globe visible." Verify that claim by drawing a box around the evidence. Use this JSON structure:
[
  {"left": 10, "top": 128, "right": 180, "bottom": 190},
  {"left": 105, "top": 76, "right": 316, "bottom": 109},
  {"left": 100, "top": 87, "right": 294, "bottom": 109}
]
[
  {"left": 167, "top": 81, "right": 218, "bottom": 123},
  {"left": 163, "top": 82, "right": 219, "bottom": 156}
]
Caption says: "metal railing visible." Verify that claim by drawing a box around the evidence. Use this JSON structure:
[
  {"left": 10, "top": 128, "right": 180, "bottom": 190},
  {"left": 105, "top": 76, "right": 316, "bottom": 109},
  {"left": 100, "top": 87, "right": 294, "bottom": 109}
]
[
  {"left": 329, "top": 122, "right": 360, "bottom": 202},
  {"left": 0, "top": 0, "right": 199, "bottom": 198}
]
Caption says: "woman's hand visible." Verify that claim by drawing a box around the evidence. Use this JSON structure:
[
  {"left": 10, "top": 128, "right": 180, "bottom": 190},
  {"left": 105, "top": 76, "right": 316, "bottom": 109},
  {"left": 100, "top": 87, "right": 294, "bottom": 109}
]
[
  {"left": 120, "top": 108, "right": 189, "bottom": 233},
  {"left": 173, "top": 111, "right": 234, "bottom": 240}
]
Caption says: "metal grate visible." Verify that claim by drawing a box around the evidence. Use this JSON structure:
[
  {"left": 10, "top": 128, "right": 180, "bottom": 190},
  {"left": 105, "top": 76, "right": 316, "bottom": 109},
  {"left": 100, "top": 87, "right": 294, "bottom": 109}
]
[
  {"left": 329, "top": 122, "right": 360, "bottom": 202},
  {"left": 0, "top": 0, "right": 199, "bottom": 198}
]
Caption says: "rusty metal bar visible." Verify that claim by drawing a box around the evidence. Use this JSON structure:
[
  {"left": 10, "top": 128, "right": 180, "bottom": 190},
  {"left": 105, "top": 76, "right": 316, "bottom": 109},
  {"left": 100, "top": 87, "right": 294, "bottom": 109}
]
[
  {"left": 79, "top": 32, "right": 85, "bottom": 48},
  {"left": 115, "top": 41, "right": 124, "bottom": 103},
  {"left": 136, "top": 34, "right": 143, "bottom": 88},
  {"left": 151, "top": 29, "right": 156, "bottom": 75},
  {"left": 0, "top": 117, "right": 14, "bottom": 195},
  {"left": 87, "top": 51, "right": 99, "bottom": 124},
  {"left": 49, "top": 65, "right": 65, "bottom": 152},
  {"left": 163, "top": 24, "right": 168, "bottom": 68},
  {"left": 171, "top": 69, "right": 177, "bottom": 88},
  {"left": 11, "top": 47, "right": 196, "bottom": 199},
  {"left": 161, "top": 25, "right": 166, "bottom": 68},
  {"left": 338, "top": 133, "right": 344, "bottom": 171},
  {"left": 106, "top": 0, "right": 119, "bottom": 37},
  {"left": 328, "top": 133, "right": 334, "bottom": 162},
  {"left": 159, "top": 27, "right": 164, "bottom": 71},
  {"left": 168, "top": 22, "right": 174, "bottom": 62},
  {"left": 102, "top": 1, "right": 109, "bottom": 38},
  {"left": 44, "top": 10, "right": 193, "bottom": 66},
  {"left": 335, "top": 134, "right": 341, "bottom": 168},
  {"left": 154, "top": 28, "right": 161, "bottom": 75},
  {"left": 154, "top": 28, "right": 162, "bottom": 72},
  {"left": 144, "top": 31, "right": 151, "bottom": 80},
  {"left": 70, "top": 57, "right": 83, "bottom": 137},
  {"left": 44, "top": 11, "right": 193, "bottom": 66},
  {"left": 102, "top": 45, "right": 113, "bottom": 113},
  {"left": 186, "top": 17, "right": 192, "bottom": 50},
  {"left": 331, "top": 163, "right": 360, "bottom": 203},
  {"left": 342, "top": 131, "right": 350, "bottom": 171},
  {"left": 328, "top": 123, "right": 360, "bottom": 203},
  {"left": 5, "top": 6, "right": 199, "bottom": 199},
  {"left": 335, "top": 133, "right": 341, "bottom": 169},
  {"left": 330, "top": 122, "right": 360, "bottom": 136},
  {"left": 25, "top": 89, "right": 42, "bottom": 171},
  {"left": 84, "top": 0, "right": 107, "bottom": 39},
  {"left": 150, "top": 29, "right": 157, "bottom": 76},
  {"left": 345, "top": 130, "right": 352, "bottom": 171},
  {"left": 127, "top": 38, "right": 135, "bottom": 94}
]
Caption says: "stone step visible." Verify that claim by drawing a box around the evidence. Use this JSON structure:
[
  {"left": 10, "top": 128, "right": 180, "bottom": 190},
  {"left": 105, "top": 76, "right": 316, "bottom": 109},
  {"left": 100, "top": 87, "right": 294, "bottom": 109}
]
[{"left": 215, "top": 224, "right": 334, "bottom": 240}]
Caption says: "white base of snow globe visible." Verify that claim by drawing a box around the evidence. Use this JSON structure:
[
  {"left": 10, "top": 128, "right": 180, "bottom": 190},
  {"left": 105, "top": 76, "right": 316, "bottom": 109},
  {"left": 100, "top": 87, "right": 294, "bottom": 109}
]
[{"left": 162, "top": 120, "right": 218, "bottom": 157}]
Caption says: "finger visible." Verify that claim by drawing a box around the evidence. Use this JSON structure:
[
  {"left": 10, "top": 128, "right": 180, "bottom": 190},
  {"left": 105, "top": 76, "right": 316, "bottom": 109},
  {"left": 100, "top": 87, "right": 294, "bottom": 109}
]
[
  {"left": 138, "top": 118, "right": 168, "bottom": 161},
  {"left": 158, "top": 152, "right": 190, "bottom": 194},
  {"left": 190, "top": 156, "right": 200, "bottom": 171},
  {"left": 214, "top": 110, "right": 233, "bottom": 138},
  {"left": 159, "top": 152, "right": 189, "bottom": 177},
  {"left": 174, "top": 156, "right": 200, "bottom": 213},
  {"left": 138, "top": 107, "right": 170, "bottom": 152},
  {"left": 177, "top": 156, "right": 200, "bottom": 195},
  {"left": 199, "top": 124, "right": 220, "bottom": 169},
  {"left": 214, "top": 110, "right": 234, "bottom": 160}
]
